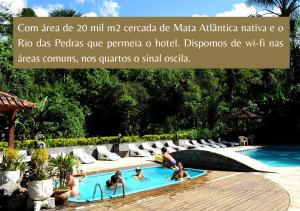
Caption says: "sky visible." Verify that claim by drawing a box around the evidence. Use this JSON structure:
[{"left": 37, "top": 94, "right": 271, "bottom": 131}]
[{"left": 0, "top": 0, "right": 274, "bottom": 17}]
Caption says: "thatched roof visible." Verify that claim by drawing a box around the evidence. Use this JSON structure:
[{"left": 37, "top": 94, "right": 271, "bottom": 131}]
[{"left": 223, "top": 110, "right": 261, "bottom": 120}]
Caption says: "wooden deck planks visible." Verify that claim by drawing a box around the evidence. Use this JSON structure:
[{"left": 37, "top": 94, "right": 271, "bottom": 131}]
[{"left": 82, "top": 171, "right": 289, "bottom": 211}]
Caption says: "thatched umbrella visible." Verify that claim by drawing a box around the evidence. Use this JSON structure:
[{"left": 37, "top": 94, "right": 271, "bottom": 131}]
[
  {"left": 0, "top": 91, "right": 36, "bottom": 148},
  {"left": 223, "top": 110, "right": 261, "bottom": 132}
]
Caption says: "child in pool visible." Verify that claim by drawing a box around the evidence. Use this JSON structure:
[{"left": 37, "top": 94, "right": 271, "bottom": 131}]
[
  {"left": 134, "top": 167, "right": 144, "bottom": 179},
  {"left": 106, "top": 170, "right": 125, "bottom": 188}
]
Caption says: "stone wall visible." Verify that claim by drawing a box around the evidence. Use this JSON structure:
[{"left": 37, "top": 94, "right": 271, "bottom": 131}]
[{"left": 172, "top": 149, "right": 257, "bottom": 172}]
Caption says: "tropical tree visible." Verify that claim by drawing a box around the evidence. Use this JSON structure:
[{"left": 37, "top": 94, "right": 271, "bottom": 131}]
[{"left": 49, "top": 9, "right": 81, "bottom": 17}]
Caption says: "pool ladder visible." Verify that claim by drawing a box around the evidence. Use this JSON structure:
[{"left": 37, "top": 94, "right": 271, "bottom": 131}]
[
  {"left": 113, "top": 179, "right": 125, "bottom": 198},
  {"left": 93, "top": 183, "right": 104, "bottom": 202}
]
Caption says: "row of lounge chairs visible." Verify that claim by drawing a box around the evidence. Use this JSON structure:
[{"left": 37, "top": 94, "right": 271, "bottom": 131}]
[{"left": 2, "top": 139, "right": 241, "bottom": 164}]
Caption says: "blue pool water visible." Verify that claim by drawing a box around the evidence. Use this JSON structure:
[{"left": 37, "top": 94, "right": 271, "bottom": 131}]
[
  {"left": 69, "top": 166, "right": 207, "bottom": 202},
  {"left": 239, "top": 146, "right": 300, "bottom": 167}
]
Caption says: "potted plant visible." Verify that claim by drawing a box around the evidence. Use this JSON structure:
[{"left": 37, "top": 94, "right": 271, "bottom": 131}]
[
  {"left": 0, "top": 148, "right": 25, "bottom": 185},
  {"left": 51, "top": 153, "right": 79, "bottom": 204},
  {"left": 28, "top": 148, "right": 54, "bottom": 201}
]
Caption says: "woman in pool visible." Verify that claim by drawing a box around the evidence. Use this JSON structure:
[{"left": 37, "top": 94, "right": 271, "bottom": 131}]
[
  {"left": 69, "top": 171, "right": 87, "bottom": 196},
  {"left": 106, "top": 170, "right": 125, "bottom": 188},
  {"left": 134, "top": 167, "right": 144, "bottom": 179},
  {"left": 161, "top": 147, "right": 177, "bottom": 169},
  {"left": 171, "top": 162, "right": 190, "bottom": 180}
]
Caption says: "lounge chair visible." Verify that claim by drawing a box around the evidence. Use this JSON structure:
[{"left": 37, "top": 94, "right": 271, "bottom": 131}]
[
  {"left": 72, "top": 148, "right": 96, "bottom": 164},
  {"left": 141, "top": 143, "right": 161, "bottom": 155},
  {"left": 183, "top": 140, "right": 197, "bottom": 149},
  {"left": 96, "top": 146, "right": 121, "bottom": 161},
  {"left": 128, "top": 144, "right": 151, "bottom": 157},
  {"left": 238, "top": 136, "right": 249, "bottom": 146},
  {"left": 154, "top": 142, "right": 176, "bottom": 153},
  {"left": 208, "top": 139, "right": 227, "bottom": 148},
  {"left": 18, "top": 150, "right": 31, "bottom": 162},
  {"left": 166, "top": 140, "right": 187, "bottom": 151},
  {"left": 191, "top": 140, "right": 211, "bottom": 149},
  {"left": 221, "top": 140, "right": 240, "bottom": 147},
  {"left": 199, "top": 139, "right": 220, "bottom": 148}
]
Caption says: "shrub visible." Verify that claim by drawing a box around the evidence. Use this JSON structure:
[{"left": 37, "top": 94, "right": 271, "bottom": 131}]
[
  {"left": 0, "top": 148, "right": 24, "bottom": 171},
  {"left": 0, "top": 133, "right": 188, "bottom": 150},
  {"left": 29, "top": 148, "right": 52, "bottom": 181}
]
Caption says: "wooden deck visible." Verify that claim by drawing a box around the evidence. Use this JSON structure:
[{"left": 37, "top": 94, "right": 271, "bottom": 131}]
[{"left": 73, "top": 171, "right": 289, "bottom": 211}]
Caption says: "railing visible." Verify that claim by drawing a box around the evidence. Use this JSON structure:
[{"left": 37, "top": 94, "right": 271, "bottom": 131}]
[
  {"left": 113, "top": 179, "right": 125, "bottom": 198},
  {"left": 93, "top": 183, "right": 103, "bottom": 202}
]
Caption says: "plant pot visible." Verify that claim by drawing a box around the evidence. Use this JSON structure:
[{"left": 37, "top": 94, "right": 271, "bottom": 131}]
[
  {"left": 28, "top": 179, "right": 53, "bottom": 201},
  {"left": 53, "top": 188, "right": 70, "bottom": 205},
  {"left": 0, "top": 170, "right": 20, "bottom": 185}
]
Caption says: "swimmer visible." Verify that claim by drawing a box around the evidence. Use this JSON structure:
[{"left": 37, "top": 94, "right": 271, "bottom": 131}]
[
  {"left": 69, "top": 172, "right": 87, "bottom": 196},
  {"left": 134, "top": 167, "right": 144, "bottom": 179},
  {"left": 171, "top": 162, "right": 190, "bottom": 181},
  {"left": 106, "top": 170, "right": 124, "bottom": 188}
]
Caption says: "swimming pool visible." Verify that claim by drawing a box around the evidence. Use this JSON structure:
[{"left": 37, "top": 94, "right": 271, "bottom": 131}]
[
  {"left": 239, "top": 146, "right": 300, "bottom": 167},
  {"left": 69, "top": 166, "right": 207, "bottom": 202}
]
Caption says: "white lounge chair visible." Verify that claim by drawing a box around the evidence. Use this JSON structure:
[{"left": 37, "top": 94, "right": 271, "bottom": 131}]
[
  {"left": 221, "top": 140, "right": 240, "bottom": 147},
  {"left": 154, "top": 142, "right": 176, "bottom": 153},
  {"left": 19, "top": 150, "right": 31, "bottom": 162},
  {"left": 166, "top": 140, "right": 187, "bottom": 151},
  {"left": 128, "top": 144, "right": 151, "bottom": 157},
  {"left": 200, "top": 139, "right": 220, "bottom": 148},
  {"left": 208, "top": 139, "right": 227, "bottom": 148},
  {"left": 191, "top": 140, "right": 211, "bottom": 149},
  {"left": 96, "top": 146, "right": 121, "bottom": 161},
  {"left": 141, "top": 143, "right": 161, "bottom": 155},
  {"left": 72, "top": 148, "right": 96, "bottom": 164},
  {"left": 183, "top": 140, "right": 197, "bottom": 149}
]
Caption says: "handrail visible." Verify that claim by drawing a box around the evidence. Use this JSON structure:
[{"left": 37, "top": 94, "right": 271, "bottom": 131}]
[
  {"left": 93, "top": 183, "right": 103, "bottom": 202},
  {"left": 113, "top": 179, "right": 125, "bottom": 198}
]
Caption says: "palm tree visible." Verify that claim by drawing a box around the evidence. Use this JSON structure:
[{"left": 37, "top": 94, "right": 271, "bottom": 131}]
[{"left": 247, "top": 0, "right": 299, "bottom": 17}]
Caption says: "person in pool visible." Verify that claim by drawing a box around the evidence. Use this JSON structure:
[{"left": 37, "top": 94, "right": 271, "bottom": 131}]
[
  {"left": 161, "top": 147, "right": 177, "bottom": 169},
  {"left": 134, "top": 167, "right": 144, "bottom": 179},
  {"left": 69, "top": 171, "right": 87, "bottom": 196},
  {"left": 106, "top": 170, "right": 124, "bottom": 188},
  {"left": 171, "top": 162, "right": 190, "bottom": 181}
]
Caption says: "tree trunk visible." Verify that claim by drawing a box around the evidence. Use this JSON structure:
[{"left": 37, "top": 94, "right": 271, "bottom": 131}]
[{"left": 8, "top": 110, "right": 17, "bottom": 148}]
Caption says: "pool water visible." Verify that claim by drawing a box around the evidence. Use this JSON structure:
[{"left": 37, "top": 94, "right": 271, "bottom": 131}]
[
  {"left": 69, "top": 166, "right": 207, "bottom": 202},
  {"left": 239, "top": 146, "right": 300, "bottom": 167}
]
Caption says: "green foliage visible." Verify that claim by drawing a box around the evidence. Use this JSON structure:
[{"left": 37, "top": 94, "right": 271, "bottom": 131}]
[
  {"left": 0, "top": 134, "right": 188, "bottom": 149},
  {"left": 51, "top": 154, "right": 79, "bottom": 190},
  {"left": 29, "top": 149, "right": 52, "bottom": 181},
  {"left": 49, "top": 9, "right": 81, "bottom": 17},
  {"left": 0, "top": 148, "right": 24, "bottom": 171}
]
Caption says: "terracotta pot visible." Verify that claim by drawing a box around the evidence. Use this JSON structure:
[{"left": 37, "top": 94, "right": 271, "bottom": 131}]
[
  {"left": 53, "top": 188, "right": 70, "bottom": 205},
  {"left": 28, "top": 179, "right": 53, "bottom": 200},
  {"left": 0, "top": 170, "right": 20, "bottom": 185}
]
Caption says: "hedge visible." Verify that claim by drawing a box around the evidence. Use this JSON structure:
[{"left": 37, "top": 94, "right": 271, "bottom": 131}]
[{"left": 0, "top": 133, "right": 188, "bottom": 151}]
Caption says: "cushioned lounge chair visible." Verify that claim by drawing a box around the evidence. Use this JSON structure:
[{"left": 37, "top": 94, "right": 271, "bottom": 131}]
[
  {"left": 141, "top": 143, "right": 161, "bottom": 155},
  {"left": 166, "top": 140, "right": 187, "bottom": 151},
  {"left": 128, "top": 143, "right": 151, "bottom": 157},
  {"left": 183, "top": 140, "right": 197, "bottom": 149},
  {"left": 191, "top": 140, "right": 211, "bottom": 149},
  {"left": 199, "top": 139, "right": 220, "bottom": 148},
  {"left": 72, "top": 148, "right": 96, "bottom": 164},
  {"left": 154, "top": 142, "right": 176, "bottom": 153},
  {"left": 50, "top": 152, "right": 67, "bottom": 159},
  {"left": 208, "top": 139, "right": 227, "bottom": 148},
  {"left": 96, "top": 146, "right": 121, "bottom": 161}
]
